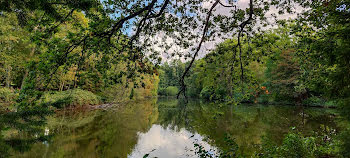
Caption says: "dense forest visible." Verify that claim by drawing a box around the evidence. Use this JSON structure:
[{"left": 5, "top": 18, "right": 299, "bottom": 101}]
[
  {"left": 0, "top": 0, "right": 350, "bottom": 157},
  {"left": 158, "top": 24, "right": 339, "bottom": 106}
]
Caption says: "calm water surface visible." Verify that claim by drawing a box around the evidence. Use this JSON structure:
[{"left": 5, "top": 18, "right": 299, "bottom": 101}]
[{"left": 12, "top": 98, "right": 339, "bottom": 157}]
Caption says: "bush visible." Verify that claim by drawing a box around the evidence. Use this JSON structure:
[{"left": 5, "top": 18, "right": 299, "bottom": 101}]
[
  {"left": 200, "top": 86, "right": 214, "bottom": 100},
  {"left": 100, "top": 84, "right": 131, "bottom": 103},
  {"left": 158, "top": 86, "right": 179, "bottom": 96},
  {"left": 199, "top": 86, "right": 228, "bottom": 101},
  {"left": 303, "top": 96, "right": 325, "bottom": 106},
  {"left": 40, "top": 89, "right": 101, "bottom": 108},
  {"left": 0, "top": 87, "right": 18, "bottom": 103},
  {"left": 257, "top": 94, "right": 270, "bottom": 104},
  {"left": 259, "top": 129, "right": 340, "bottom": 158},
  {"left": 340, "top": 128, "right": 350, "bottom": 157},
  {"left": 279, "top": 133, "right": 314, "bottom": 157}
]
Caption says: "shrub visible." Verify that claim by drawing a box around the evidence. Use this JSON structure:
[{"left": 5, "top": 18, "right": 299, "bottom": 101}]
[
  {"left": 257, "top": 94, "right": 270, "bottom": 104},
  {"left": 158, "top": 88, "right": 166, "bottom": 96},
  {"left": 158, "top": 86, "right": 179, "bottom": 96},
  {"left": 200, "top": 86, "right": 214, "bottom": 100},
  {"left": 303, "top": 96, "right": 325, "bottom": 106},
  {"left": 165, "top": 86, "right": 178, "bottom": 96},
  {"left": 40, "top": 89, "right": 101, "bottom": 108},
  {"left": 340, "top": 128, "right": 350, "bottom": 157},
  {"left": 100, "top": 84, "right": 131, "bottom": 103},
  {"left": 0, "top": 87, "right": 18, "bottom": 103},
  {"left": 199, "top": 86, "right": 228, "bottom": 101},
  {"left": 259, "top": 129, "right": 340, "bottom": 158},
  {"left": 324, "top": 100, "right": 336, "bottom": 107},
  {"left": 279, "top": 133, "right": 314, "bottom": 157}
]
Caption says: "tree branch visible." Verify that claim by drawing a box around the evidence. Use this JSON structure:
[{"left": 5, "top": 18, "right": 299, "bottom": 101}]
[
  {"left": 47, "top": 8, "right": 75, "bottom": 34},
  {"left": 218, "top": 1, "right": 236, "bottom": 8},
  {"left": 237, "top": 0, "right": 254, "bottom": 93},
  {"left": 106, "top": 0, "right": 158, "bottom": 38},
  {"left": 177, "top": 0, "right": 220, "bottom": 99},
  {"left": 130, "top": 0, "right": 170, "bottom": 46}
]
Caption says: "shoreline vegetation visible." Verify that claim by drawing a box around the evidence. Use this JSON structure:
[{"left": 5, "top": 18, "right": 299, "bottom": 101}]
[
  {"left": 0, "top": 0, "right": 349, "bottom": 157},
  {"left": 1, "top": 86, "right": 337, "bottom": 114}
]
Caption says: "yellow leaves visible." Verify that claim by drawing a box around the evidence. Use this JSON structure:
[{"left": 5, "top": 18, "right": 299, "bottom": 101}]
[
  {"left": 73, "top": 11, "right": 89, "bottom": 28},
  {"left": 6, "top": 35, "right": 19, "bottom": 43},
  {"left": 325, "top": 64, "right": 337, "bottom": 73},
  {"left": 57, "top": 66, "right": 77, "bottom": 83}
]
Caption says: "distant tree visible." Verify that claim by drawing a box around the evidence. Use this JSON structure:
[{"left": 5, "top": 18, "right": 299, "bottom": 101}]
[{"left": 269, "top": 49, "right": 302, "bottom": 102}]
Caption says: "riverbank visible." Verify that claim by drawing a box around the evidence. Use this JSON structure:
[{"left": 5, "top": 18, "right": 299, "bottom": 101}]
[
  {"left": 0, "top": 87, "right": 160, "bottom": 114},
  {"left": 1, "top": 87, "right": 337, "bottom": 115}
]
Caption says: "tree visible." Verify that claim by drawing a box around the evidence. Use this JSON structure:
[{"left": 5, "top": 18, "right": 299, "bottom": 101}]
[
  {"left": 269, "top": 49, "right": 303, "bottom": 103},
  {"left": 0, "top": 13, "right": 33, "bottom": 88}
]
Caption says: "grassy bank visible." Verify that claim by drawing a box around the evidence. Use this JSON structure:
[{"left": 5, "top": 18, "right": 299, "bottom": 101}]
[{"left": 40, "top": 89, "right": 102, "bottom": 108}]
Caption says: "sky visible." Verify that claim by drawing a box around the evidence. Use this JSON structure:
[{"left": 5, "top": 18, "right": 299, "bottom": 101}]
[{"left": 103, "top": 0, "right": 301, "bottom": 63}]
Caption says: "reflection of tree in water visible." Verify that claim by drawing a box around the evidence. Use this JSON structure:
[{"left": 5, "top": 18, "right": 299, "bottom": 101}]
[
  {"left": 0, "top": 106, "right": 53, "bottom": 157},
  {"left": 156, "top": 99, "right": 340, "bottom": 157},
  {"left": 261, "top": 106, "right": 339, "bottom": 145},
  {"left": 9, "top": 98, "right": 160, "bottom": 158},
  {"left": 156, "top": 98, "right": 192, "bottom": 131},
  {"left": 5, "top": 98, "right": 339, "bottom": 157}
]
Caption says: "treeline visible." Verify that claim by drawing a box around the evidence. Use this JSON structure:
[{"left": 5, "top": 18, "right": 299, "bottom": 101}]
[
  {"left": 158, "top": 23, "right": 337, "bottom": 107},
  {"left": 0, "top": 12, "right": 159, "bottom": 108}
]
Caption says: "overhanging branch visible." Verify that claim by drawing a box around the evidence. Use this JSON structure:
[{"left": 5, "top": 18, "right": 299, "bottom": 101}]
[{"left": 177, "top": 0, "right": 220, "bottom": 99}]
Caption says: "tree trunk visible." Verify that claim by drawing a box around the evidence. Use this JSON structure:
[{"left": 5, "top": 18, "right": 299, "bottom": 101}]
[{"left": 59, "top": 80, "right": 63, "bottom": 91}]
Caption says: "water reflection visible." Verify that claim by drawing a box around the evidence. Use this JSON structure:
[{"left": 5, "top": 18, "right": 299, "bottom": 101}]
[
  {"left": 129, "top": 124, "right": 216, "bottom": 158},
  {"left": 9, "top": 98, "right": 339, "bottom": 157}
]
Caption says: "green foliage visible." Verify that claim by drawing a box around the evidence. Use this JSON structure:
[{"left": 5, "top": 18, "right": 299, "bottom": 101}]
[
  {"left": 0, "top": 13, "right": 33, "bottom": 89},
  {"left": 256, "top": 94, "right": 270, "bottom": 104},
  {"left": 40, "top": 89, "right": 101, "bottom": 108},
  {"left": 100, "top": 84, "right": 131, "bottom": 103},
  {"left": 339, "top": 128, "right": 350, "bottom": 157},
  {"left": 199, "top": 86, "right": 214, "bottom": 100},
  {"left": 259, "top": 129, "right": 340, "bottom": 158},
  {"left": 269, "top": 50, "right": 301, "bottom": 102},
  {"left": 158, "top": 86, "right": 179, "bottom": 96},
  {"left": 199, "top": 85, "right": 228, "bottom": 101},
  {"left": 0, "top": 0, "right": 349, "bottom": 157},
  {"left": 0, "top": 132, "right": 10, "bottom": 158},
  {"left": 219, "top": 134, "right": 240, "bottom": 157},
  {"left": 279, "top": 132, "right": 314, "bottom": 157},
  {"left": 100, "top": 73, "right": 159, "bottom": 102},
  {"left": 302, "top": 96, "right": 326, "bottom": 106},
  {"left": 158, "top": 60, "right": 185, "bottom": 88},
  {"left": 0, "top": 87, "right": 18, "bottom": 103}
]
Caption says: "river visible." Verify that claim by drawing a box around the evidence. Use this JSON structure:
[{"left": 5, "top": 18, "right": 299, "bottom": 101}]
[{"left": 11, "top": 98, "right": 340, "bottom": 157}]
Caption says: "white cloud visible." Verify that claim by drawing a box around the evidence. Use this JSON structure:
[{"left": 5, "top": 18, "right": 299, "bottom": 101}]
[
  {"left": 139, "top": 0, "right": 303, "bottom": 63},
  {"left": 128, "top": 124, "right": 217, "bottom": 158}
]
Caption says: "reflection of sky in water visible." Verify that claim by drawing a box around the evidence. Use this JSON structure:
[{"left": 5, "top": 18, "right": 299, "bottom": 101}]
[{"left": 128, "top": 124, "right": 217, "bottom": 158}]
